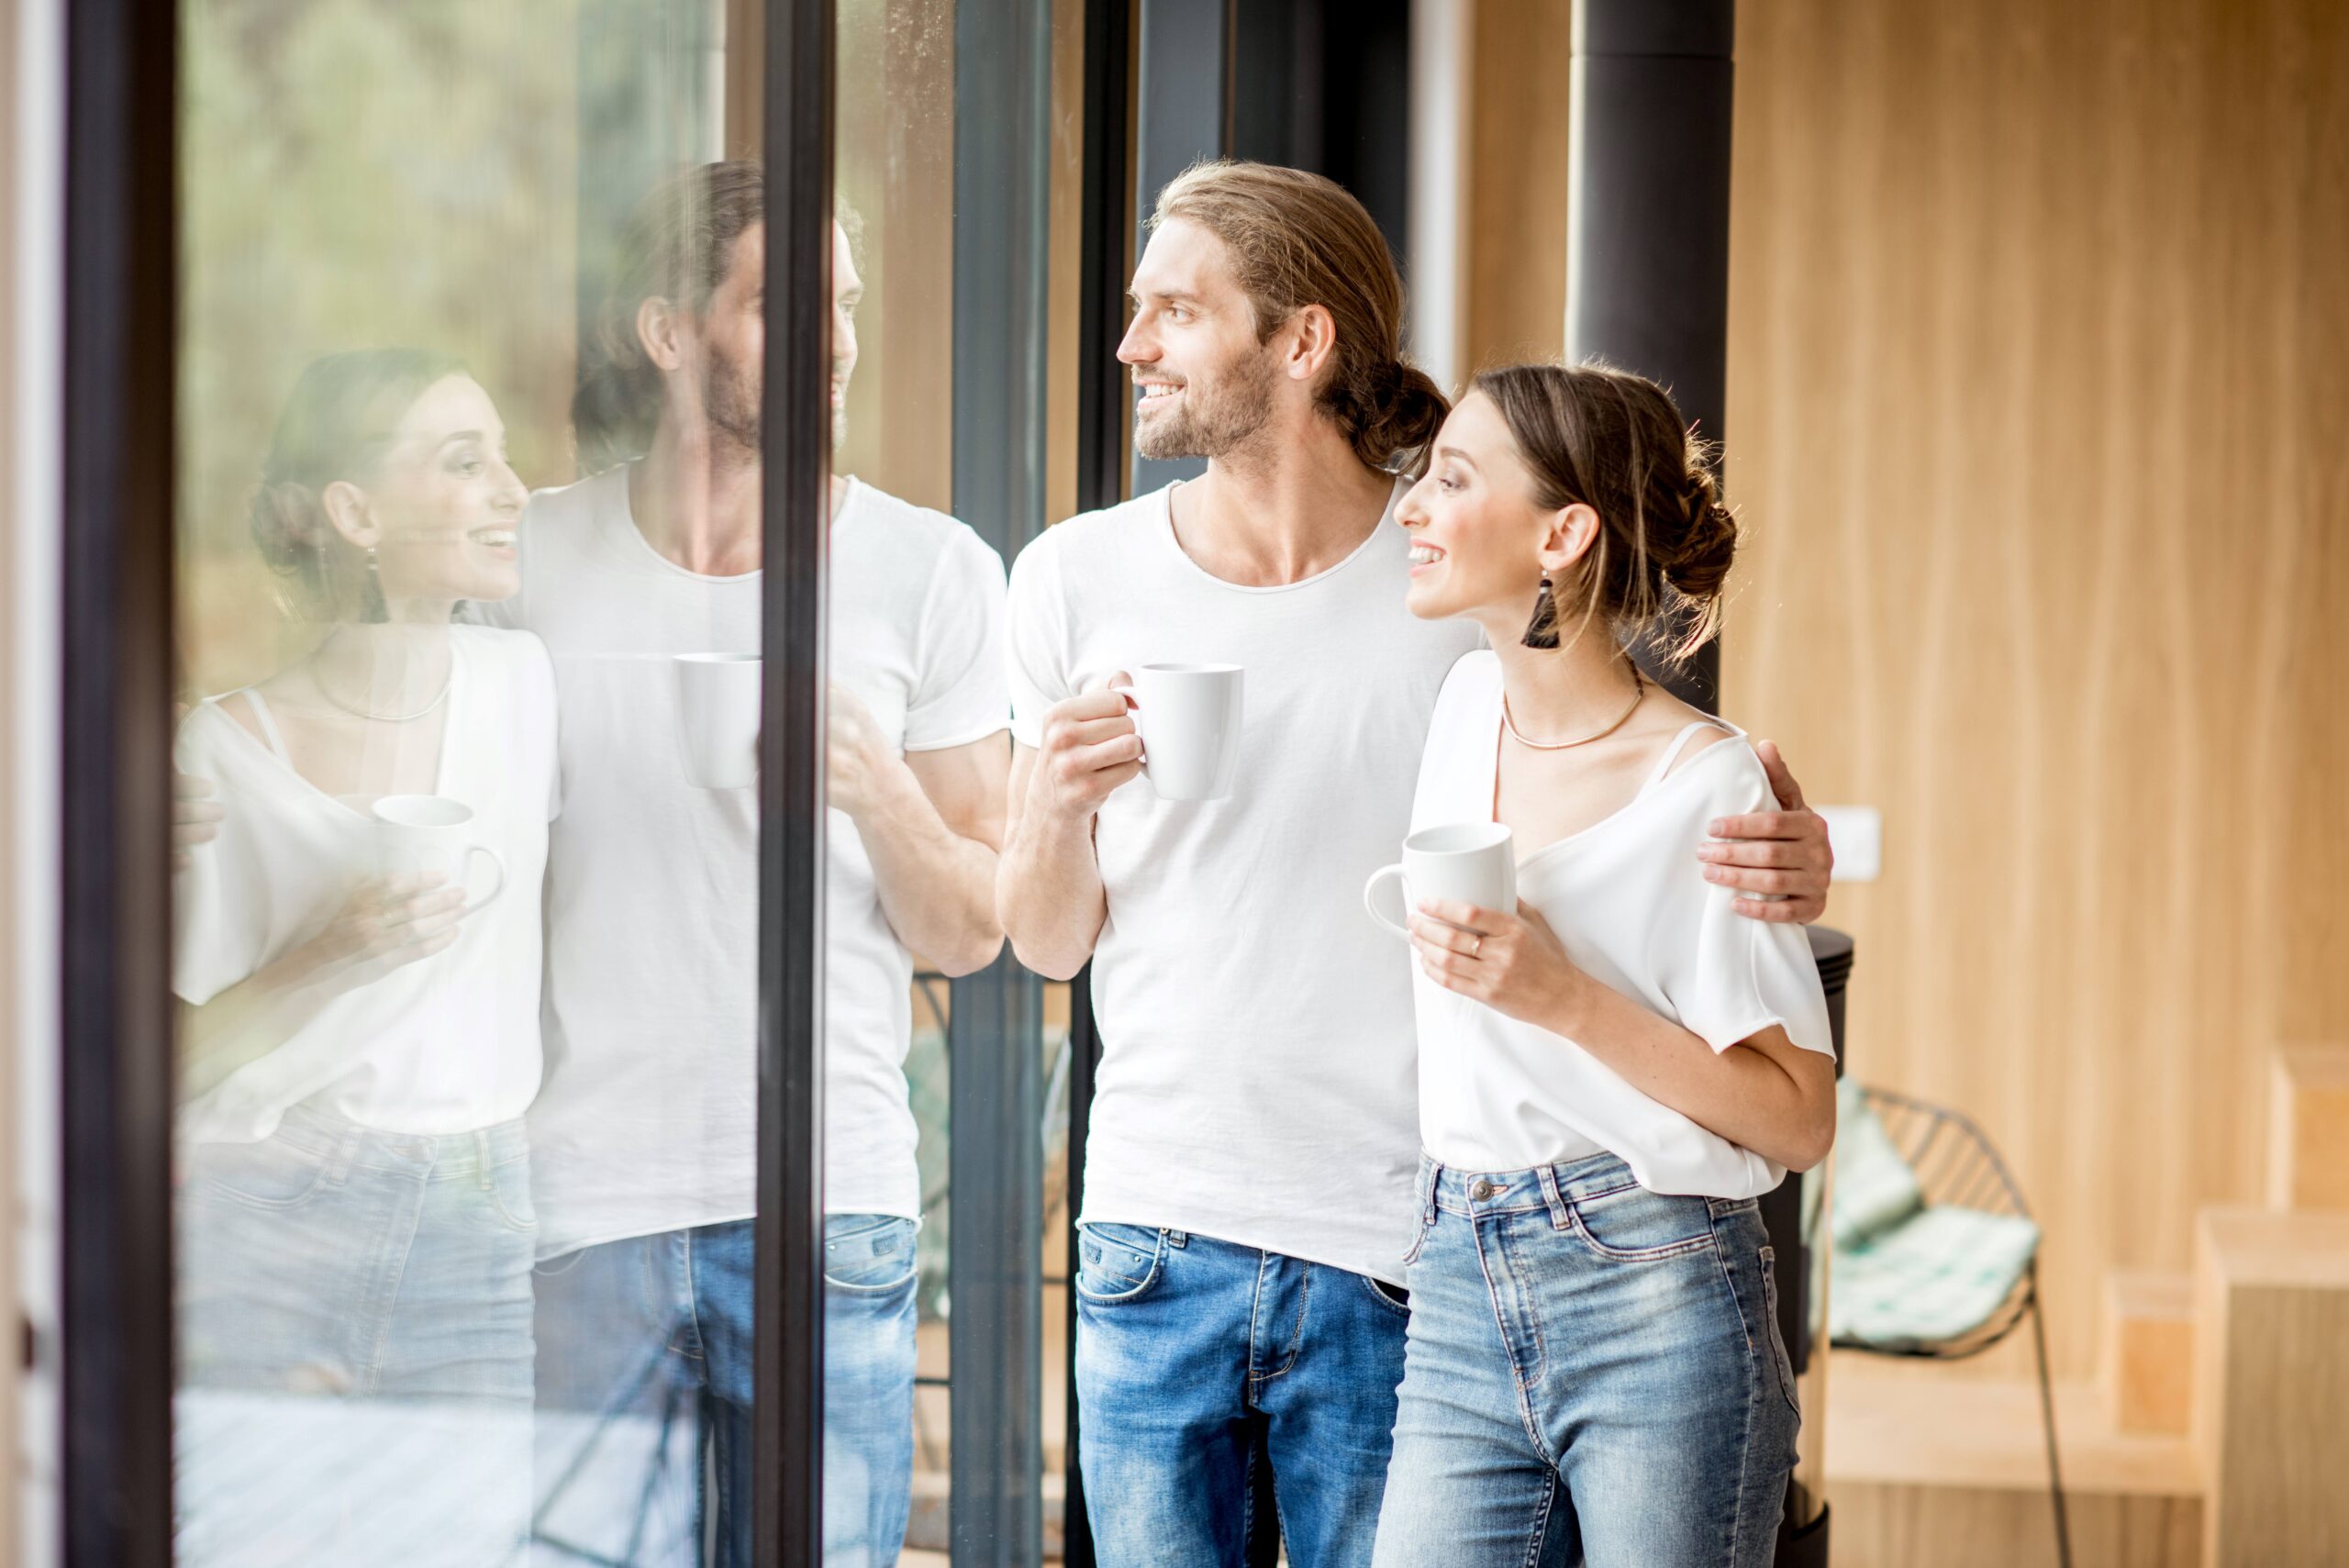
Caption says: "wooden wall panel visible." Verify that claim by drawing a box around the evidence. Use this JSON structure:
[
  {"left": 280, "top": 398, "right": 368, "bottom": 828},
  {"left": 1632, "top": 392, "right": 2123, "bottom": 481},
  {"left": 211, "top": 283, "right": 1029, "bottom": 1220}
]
[
  {"left": 1464, "top": 0, "right": 1571, "bottom": 377},
  {"left": 1721, "top": 0, "right": 2349, "bottom": 1378},
  {"left": 835, "top": 0, "right": 956, "bottom": 513}
]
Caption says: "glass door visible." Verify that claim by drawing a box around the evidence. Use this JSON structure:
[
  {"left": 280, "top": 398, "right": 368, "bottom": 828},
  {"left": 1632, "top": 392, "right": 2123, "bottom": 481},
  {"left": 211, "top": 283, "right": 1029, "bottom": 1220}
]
[
  {"left": 50, "top": 0, "right": 835, "bottom": 1562},
  {"left": 62, "top": 0, "right": 1098, "bottom": 1562}
]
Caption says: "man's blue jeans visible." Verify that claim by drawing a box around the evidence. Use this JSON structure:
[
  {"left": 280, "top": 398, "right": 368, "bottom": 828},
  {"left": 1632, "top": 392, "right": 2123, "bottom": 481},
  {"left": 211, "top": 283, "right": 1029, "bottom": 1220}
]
[
  {"left": 1074, "top": 1224, "right": 1410, "bottom": 1567},
  {"left": 1370, "top": 1155, "right": 1800, "bottom": 1568},
  {"left": 531, "top": 1214, "right": 919, "bottom": 1567}
]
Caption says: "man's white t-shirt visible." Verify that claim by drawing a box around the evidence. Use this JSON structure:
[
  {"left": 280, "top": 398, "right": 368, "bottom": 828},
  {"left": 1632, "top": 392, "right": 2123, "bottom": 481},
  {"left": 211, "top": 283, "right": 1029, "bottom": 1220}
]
[
  {"left": 1005, "top": 481, "right": 1480, "bottom": 1284},
  {"left": 1408, "top": 651, "right": 1835, "bottom": 1192},
  {"left": 484, "top": 468, "right": 1008, "bottom": 1257},
  {"left": 172, "top": 626, "right": 559, "bottom": 1145}
]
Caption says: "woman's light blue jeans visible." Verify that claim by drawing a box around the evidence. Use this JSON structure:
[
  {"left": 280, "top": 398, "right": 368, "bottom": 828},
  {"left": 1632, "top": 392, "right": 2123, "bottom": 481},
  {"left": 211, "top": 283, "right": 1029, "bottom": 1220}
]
[
  {"left": 175, "top": 1106, "right": 539, "bottom": 1566},
  {"left": 1371, "top": 1153, "right": 1800, "bottom": 1568}
]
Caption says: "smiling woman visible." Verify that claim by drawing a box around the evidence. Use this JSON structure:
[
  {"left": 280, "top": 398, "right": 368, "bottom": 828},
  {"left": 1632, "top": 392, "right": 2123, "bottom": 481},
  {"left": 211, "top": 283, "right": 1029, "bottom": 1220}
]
[{"left": 170, "top": 348, "right": 559, "bottom": 1562}]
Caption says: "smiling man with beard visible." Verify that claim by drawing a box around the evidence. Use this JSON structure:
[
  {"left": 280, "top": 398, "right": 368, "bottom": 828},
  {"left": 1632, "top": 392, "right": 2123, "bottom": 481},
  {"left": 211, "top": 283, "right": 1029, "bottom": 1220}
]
[{"left": 487, "top": 161, "right": 1010, "bottom": 1568}]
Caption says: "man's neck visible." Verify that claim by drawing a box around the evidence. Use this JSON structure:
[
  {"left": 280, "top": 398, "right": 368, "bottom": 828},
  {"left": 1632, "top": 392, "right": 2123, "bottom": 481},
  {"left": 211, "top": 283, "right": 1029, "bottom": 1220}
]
[
  {"left": 1172, "top": 419, "right": 1397, "bottom": 587},
  {"left": 629, "top": 416, "right": 764, "bottom": 576}
]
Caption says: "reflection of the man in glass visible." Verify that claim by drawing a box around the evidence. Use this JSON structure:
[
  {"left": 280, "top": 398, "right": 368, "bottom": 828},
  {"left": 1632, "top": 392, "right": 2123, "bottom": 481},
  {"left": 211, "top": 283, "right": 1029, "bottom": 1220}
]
[
  {"left": 171, "top": 349, "right": 556, "bottom": 1567},
  {"left": 505, "top": 163, "right": 1008, "bottom": 1568}
]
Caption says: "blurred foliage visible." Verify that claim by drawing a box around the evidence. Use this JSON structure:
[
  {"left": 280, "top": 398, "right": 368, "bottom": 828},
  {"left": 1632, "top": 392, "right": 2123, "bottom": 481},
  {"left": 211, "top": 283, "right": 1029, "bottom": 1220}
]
[{"left": 179, "top": 0, "right": 590, "bottom": 693}]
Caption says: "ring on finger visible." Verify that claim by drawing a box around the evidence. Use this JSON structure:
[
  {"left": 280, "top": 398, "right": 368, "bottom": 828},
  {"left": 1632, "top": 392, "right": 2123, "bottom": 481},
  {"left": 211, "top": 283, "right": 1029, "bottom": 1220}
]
[{"left": 1470, "top": 935, "right": 1483, "bottom": 959}]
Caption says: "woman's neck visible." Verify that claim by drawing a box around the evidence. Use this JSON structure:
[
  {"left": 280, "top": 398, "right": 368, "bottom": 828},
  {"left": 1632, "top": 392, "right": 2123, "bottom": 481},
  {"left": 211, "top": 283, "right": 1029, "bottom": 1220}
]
[
  {"left": 309, "top": 619, "right": 454, "bottom": 713},
  {"left": 1480, "top": 608, "right": 1642, "bottom": 743}
]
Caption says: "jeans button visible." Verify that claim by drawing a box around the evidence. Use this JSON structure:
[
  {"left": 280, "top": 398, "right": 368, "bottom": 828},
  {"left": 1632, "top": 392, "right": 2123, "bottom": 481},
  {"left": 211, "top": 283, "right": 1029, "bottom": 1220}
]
[{"left": 1469, "top": 1179, "right": 1497, "bottom": 1201}]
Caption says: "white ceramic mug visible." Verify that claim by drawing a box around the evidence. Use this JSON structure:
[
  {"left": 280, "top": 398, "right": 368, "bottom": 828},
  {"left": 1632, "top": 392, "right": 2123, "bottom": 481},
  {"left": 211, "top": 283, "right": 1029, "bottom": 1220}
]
[
  {"left": 1364, "top": 822, "right": 1518, "bottom": 938},
  {"left": 675, "top": 652, "right": 762, "bottom": 789},
  {"left": 1108, "top": 662, "right": 1244, "bottom": 802},
  {"left": 372, "top": 795, "right": 506, "bottom": 915}
]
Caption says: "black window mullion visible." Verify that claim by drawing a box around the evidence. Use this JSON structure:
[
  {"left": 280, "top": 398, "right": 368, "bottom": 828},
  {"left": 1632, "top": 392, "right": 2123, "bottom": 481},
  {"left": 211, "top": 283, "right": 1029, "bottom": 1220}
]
[
  {"left": 59, "top": 0, "right": 180, "bottom": 1559},
  {"left": 754, "top": 0, "right": 838, "bottom": 1561}
]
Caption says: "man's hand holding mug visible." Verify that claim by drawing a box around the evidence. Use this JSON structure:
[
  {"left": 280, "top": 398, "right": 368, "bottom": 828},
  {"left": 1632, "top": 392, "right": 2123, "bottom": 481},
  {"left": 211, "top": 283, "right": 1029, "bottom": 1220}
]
[{"left": 1030, "top": 675, "right": 1144, "bottom": 821}]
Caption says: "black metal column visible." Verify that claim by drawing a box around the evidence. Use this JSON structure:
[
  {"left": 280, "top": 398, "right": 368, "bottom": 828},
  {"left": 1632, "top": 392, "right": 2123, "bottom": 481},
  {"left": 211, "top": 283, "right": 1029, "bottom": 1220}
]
[
  {"left": 949, "top": 0, "right": 1053, "bottom": 1561},
  {"left": 1062, "top": 0, "right": 1134, "bottom": 1558},
  {"left": 753, "top": 0, "right": 836, "bottom": 1562},
  {"left": 60, "top": 0, "right": 179, "bottom": 1559},
  {"left": 1130, "top": 0, "right": 1230, "bottom": 494},
  {"left": 1564, "top": 0, "right": 1735, "bottom": 713}
]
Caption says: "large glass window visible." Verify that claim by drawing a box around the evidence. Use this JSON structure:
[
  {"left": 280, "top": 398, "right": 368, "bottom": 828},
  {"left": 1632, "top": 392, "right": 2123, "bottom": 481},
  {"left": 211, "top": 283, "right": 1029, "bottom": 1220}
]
[
  {"left": 157, "top": 0, "right": 1085, "bottom": 1562},
  {"left": 170, "top": 4, "right": 785, "bottom": 1562}
]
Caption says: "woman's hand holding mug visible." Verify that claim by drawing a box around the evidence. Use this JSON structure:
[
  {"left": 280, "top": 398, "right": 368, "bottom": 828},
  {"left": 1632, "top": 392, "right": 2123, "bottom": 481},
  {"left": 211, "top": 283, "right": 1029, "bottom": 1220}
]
[
  {"left": 273, "top": 874, "right": 469, "bottom": 996},
  {"left": 1407, "top": 896, "right": 1587, "bottom": 1030}
]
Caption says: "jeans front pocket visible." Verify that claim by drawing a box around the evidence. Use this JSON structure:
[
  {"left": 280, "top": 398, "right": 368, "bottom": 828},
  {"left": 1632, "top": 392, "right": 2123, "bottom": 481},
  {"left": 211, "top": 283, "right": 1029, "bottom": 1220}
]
[
  {"left": 189, "top": 1134, "right": 337, "bottom": 1212},
  {"left": 1074, "top": 1222, "right": 1164, "bottom": 1304},
  {"left": 484, "top": 1154, "right": 539, "bottom": 1234},
  {"left": 1360, "top": 1271, "right": 1412, "bottom": 1317},
  {"left": 1569, "top": 1183, "right": 1719, "bottom": 1262},
  {"left": 825, "top": 1215, "right": 920, "bottom": 1293}
]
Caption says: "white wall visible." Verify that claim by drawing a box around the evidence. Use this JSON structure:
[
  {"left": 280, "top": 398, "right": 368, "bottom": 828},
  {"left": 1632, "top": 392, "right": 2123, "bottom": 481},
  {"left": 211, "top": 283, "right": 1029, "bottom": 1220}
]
[
  {"left": 9, "top": 0, "right": 64, "bottom": 1559},
  {"left": 1406, "top": 0, "right": 1471, "bottom": 393}
]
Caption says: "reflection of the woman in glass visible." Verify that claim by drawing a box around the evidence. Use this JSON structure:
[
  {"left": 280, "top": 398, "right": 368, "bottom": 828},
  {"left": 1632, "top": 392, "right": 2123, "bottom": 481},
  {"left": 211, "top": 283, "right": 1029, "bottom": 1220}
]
[{"left": 170, "top": 350, "right": 557, "bottom": 1566}]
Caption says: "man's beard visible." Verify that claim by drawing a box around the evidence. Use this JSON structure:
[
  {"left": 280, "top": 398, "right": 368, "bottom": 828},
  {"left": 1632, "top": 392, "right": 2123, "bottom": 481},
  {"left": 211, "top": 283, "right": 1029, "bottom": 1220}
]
[
  {"left": 1133, "top": 348, "right": 1278, "bottom": 461},
  {"left": 705, "top": 342, "right": 762, "bottom": 456}
]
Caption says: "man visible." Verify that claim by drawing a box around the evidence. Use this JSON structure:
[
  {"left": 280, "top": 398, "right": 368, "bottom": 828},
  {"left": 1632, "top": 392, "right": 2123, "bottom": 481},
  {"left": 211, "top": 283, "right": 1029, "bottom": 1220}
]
[
  {"left": 996, "top": 160, "right": 1832, "bottom": 1566},
  {"left": 496, "top": 161, "right": 1009, "bottom": 1567}
]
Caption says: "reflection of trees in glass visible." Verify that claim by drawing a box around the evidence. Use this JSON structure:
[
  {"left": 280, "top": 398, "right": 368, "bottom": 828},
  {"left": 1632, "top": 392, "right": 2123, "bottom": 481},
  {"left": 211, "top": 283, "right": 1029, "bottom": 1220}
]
[{"left": 179, "top": 0, "right": 587, "bottom": 693}]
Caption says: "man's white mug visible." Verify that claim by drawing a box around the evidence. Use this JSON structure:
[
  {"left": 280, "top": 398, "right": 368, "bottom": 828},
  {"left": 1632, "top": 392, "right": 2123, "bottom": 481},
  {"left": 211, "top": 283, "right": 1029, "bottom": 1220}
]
[
  {"left": 1109, "top": 662, "right": 1244, "bottom": 802},
  {"left": 1364, "top": 822, "right": 1518, "bottom": 939},
  {"left": 373, "top": 795, "right": 506, "bottom": 914},
  {"left": 675, "top": 652, "right": 762, "bottom": 789}
]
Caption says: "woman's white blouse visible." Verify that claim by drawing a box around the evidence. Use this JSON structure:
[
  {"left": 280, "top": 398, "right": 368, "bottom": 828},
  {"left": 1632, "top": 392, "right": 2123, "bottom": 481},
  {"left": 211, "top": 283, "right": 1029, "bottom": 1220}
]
[
  {"left": 172, "top": 626, "right": 559, "bottom": 1144},
  {"left": 1405, "top": 651, "right": 1835, "bottom": 1195}
]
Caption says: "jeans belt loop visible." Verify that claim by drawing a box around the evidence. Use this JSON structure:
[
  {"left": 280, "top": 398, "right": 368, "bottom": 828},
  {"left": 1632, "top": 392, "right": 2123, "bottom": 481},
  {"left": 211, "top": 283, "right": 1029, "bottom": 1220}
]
[
  {"left": 475, "top": 1129, "right": 495, "bottom": 1189},
  {"left": 1536, "top": 1163, "right": 1572, "bottom": 1231},
  {"left": 1423, "top": 1161, "right": 1444, "bottom": 1227},
  {"left": 326, "top": 1124, "right": 361, "bottom": 1186}
]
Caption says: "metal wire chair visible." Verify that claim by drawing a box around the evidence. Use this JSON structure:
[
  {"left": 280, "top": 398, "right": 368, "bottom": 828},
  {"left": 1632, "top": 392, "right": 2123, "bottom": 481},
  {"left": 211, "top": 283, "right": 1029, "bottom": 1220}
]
[{"left": 1830, "top": 1085, "right": 2072, "bottom": 1568}]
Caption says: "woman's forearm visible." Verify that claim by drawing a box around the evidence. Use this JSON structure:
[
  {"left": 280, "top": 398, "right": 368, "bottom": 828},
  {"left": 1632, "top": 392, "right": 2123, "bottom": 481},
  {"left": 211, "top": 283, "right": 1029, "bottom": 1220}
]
[
  {"left": 1544, "top": 976, "right": 1834, "bottom": 1172},
  {"left": 179, "top": 950, "right": 341, "bottom": 1102}
]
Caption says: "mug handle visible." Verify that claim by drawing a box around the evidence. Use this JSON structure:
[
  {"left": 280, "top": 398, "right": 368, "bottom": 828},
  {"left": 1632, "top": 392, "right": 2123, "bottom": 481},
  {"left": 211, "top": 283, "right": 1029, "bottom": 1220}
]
[
  {"left": 1106, "top": 674, "right": 1148, "bottom": 773},
  {"left": 462, "top": 844, "right": 507, "bottom": 916},
  {"left": 1363, "top": 864, "right": 1412, "bottom": 939}
]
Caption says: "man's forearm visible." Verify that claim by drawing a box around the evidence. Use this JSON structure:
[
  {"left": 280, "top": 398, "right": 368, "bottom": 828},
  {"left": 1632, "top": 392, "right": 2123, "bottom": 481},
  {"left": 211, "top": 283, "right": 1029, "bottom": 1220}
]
[
  {"left": 996, "top": 802, "right": 1108, "bottom": 983},
  {"left": 854, "top": 761, "right": 1005, "bottom": 977}
]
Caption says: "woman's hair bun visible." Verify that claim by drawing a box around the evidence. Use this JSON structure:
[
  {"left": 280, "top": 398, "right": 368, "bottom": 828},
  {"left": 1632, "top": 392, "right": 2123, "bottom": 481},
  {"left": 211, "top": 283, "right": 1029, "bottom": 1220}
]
[{"left": 1661, "top": 447, "right": 1738, "bottom": 604}]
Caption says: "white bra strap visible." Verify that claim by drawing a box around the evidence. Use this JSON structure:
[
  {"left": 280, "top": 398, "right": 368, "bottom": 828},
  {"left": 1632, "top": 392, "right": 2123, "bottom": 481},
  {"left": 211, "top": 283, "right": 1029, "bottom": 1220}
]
[
  {"left": 1643, "top": 719, "right": 1731, "bottom": 789},
  {"left": 239, "top": 687, "right": 293, "bottom": 764}
]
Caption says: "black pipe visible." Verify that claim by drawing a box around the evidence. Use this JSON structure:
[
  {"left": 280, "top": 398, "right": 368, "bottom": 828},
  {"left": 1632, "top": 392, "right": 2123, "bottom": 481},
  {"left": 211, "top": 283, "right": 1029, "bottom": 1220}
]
[{"left": 1565, "top": 0, "right": 1735, "bottom": 713}]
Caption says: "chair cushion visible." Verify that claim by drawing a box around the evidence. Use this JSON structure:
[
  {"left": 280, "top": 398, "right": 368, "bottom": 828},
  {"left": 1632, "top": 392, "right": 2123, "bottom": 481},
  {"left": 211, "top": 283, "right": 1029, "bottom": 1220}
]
[
  {"left": 1830, "top": 1206, "right": 2041, "bottom": 1349},
  {"left": 1831, "top": 1078, "right": 1925, "bottom": 1248}
]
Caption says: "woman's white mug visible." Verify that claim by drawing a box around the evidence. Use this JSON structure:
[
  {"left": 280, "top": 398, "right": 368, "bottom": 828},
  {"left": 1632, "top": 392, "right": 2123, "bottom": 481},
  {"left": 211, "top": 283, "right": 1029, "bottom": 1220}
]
[
  {"left": 1364, "top": 822, "right": 1517, "bottom": 939},
  {"left": 373, "top": 795, "right": 506, "bottom": 914},
  {"left": 675, "top": 652, "right": 762, "bottom": 789},
  {"left": 1109, "top": 662, "right": 1244, "bottom": 802}
]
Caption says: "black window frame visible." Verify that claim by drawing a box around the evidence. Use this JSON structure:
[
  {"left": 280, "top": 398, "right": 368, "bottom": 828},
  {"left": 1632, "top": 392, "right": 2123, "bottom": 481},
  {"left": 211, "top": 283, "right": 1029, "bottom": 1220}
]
[{"left": 57, "top": 1, "right": 842, "bottom": 1561}]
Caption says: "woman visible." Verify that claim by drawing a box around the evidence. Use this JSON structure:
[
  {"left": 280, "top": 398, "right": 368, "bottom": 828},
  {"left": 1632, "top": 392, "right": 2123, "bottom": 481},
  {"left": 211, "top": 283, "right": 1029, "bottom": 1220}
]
[
  {"left": 1370, "top": 363, "right": 1838, "bottom": 1567},
  {"left": 172, "top": 349, "right": 556, "bottom": 1566}
]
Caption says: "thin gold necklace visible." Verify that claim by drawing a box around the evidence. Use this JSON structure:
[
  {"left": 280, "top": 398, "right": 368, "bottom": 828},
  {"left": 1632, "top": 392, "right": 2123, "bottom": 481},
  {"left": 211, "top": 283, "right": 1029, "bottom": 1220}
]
[
  {"left": 310, "top": 630, "right": 451, "bottom": 724},
  {"left": 1501, "top": 662, "right": 1646, "bottom": 751}
]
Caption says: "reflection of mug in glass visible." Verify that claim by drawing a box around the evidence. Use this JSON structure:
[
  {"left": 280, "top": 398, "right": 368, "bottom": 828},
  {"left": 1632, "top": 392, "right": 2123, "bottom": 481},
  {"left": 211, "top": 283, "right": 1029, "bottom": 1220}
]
[
  {"left": 1109, "top": 662, "right": 1244, "bottom": 802},
  {"left": 1364, "top": 822, "right": 1517, "bottom": 938},
  {"left": 372, "top": 794, "right": 506, "bottom": 914},
  {"left": 675, "top": 652, "right": 762, "bottom": 789}
]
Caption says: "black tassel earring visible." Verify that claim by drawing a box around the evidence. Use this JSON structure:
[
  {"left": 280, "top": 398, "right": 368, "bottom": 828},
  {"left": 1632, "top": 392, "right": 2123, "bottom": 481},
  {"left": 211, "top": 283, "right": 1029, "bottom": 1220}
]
[{"left": 1521, "top": 574, "right": 1560, "bottom": 650}]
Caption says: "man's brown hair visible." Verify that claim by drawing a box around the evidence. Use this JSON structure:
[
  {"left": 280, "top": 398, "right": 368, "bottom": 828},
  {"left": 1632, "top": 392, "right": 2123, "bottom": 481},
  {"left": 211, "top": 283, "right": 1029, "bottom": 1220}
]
[{"left": 1151, "top": 160, "right": 1446, "bottom": 473}]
